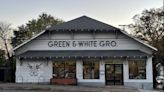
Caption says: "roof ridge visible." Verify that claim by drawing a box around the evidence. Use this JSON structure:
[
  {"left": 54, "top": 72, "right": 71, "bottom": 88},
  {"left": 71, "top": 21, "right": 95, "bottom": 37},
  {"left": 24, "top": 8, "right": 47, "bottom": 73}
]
[
  {"left": 48, "top": 15, "right": 119, "bottom": 31},
  {"left": 13, "top": 16, "right": 157, "bottom": 52}
]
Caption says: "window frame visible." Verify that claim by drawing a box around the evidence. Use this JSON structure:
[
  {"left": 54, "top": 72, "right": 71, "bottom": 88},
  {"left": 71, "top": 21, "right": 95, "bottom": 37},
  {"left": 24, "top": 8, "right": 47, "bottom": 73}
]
[
  {"left": 128, "top": 59, "right": 146, "bottom": 80},
  {"left": 83, "top": 59, "right": 100, "bottom": 79},
  {"left": 53, "top": 59, "right": 76, "bottom": 79}
]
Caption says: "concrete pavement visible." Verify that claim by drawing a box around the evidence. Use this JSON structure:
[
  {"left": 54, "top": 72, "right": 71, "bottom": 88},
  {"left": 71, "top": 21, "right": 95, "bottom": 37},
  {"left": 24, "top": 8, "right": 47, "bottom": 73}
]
[
  {"left": 0, "top": 83, "right": 162, "bottom": 92},
  {"left": 139, "top": 89, "right": 163, "bottom": 92}
]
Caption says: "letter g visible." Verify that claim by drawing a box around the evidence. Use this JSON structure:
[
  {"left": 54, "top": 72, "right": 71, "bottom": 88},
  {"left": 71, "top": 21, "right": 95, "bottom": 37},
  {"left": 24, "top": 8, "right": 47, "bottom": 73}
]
[{"left": 48, "top": 41, "right": 53, "bottom": 47}]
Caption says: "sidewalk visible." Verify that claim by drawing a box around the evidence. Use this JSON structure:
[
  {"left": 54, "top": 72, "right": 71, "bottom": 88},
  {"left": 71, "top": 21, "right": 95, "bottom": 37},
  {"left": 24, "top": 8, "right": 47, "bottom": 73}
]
[
  {"left": 139, "top": 89, "right": 163, "bottom": 92},
  {"left": 0, "top": 83, "right": 162, "bottom": 92},
  {"left": 0, "top": 83, "right": 138, "bottom": 92}
]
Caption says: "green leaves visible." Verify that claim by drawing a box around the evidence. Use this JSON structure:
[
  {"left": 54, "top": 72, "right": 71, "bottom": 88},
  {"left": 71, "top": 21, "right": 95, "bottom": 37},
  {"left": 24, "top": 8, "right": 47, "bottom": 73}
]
[
  {"left": 129, "top": 7, "right": 164, "bottom": 46},
  {"left": 128, "top": 7, "right": 164, "bottom": 64},
  {"left": 12, "top": 13, "right": 64, "bottom": 47}
]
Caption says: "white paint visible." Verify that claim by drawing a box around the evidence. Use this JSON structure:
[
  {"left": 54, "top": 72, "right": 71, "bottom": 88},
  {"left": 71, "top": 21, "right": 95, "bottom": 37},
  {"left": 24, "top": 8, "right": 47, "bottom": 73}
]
[
  {"left": 124, "top": 56, "right": 153, "bottom": 83},
  {"left": 47, "top": 39, "right": 117, "bottom": 48},
  {"left": 74, "top": 32, "right": 93, "bottom": 39},
  {"left": 76, "top": 57, "right": 153, "bottom": 85},
  {"left": 76, "top": 59, "right": 105, "bottom": 84},
  {"left": 123, "top": 59, "right": 129, "bottom": 82},
  {"left": 16, "top": 56, "right": 153, "bottom": 85},
  {"left": 15, "top": 32, "right": 153, "bottom": 55},
  {"left": 15, "top": 31, "right": 154, "bottom": 85},
  {"left": 76, "top": 60, "right": 83, "bottom": 80},
  {"left": 100, "top": 59, "right": 105, "bottom": 82},
  {"left": 15, "top": 58, "right": 52, "bottom": 83}
]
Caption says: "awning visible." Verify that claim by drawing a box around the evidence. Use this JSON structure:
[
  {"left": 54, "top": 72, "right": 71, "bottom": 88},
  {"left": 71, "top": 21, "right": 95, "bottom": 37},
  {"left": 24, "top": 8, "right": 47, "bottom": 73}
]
[{"left": 19, "top": 50, "right": 149, "bottom": 58}]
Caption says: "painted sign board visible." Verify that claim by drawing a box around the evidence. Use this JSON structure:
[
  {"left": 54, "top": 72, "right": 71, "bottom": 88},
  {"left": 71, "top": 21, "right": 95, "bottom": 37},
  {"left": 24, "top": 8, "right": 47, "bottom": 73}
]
[{"left": 48, "top": 40, "right": 117, "bottom": 48}]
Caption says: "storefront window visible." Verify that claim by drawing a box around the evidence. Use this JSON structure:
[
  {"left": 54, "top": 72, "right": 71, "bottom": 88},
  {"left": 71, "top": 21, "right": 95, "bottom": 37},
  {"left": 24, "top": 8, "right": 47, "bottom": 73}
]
[
  {"left": 53, "top": 60, "right": 76, "bottom": 79},
  {"left": 129, "top": 60, "right": 146, "bottom": 79},
  {"left": 83, "top": 59, "right": 99, "bottom": 79}
]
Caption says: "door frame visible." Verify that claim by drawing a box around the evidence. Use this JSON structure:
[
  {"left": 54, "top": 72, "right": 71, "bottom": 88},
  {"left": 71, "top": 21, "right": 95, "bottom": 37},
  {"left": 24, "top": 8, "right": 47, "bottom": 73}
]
[{"left": 105, "top": 64, "right": 124, "bottom": 85}]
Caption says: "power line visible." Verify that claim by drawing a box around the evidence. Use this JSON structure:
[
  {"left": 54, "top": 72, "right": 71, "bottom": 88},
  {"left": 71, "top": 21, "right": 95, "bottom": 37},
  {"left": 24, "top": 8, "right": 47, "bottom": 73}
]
[{"left": 118, "top": 25, "right": 129, "bottom": 31}]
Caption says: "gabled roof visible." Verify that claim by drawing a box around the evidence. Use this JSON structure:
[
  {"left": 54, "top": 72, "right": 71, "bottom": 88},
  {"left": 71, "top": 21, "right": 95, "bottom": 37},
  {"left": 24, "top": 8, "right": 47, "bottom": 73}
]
[
  {"left": 13, "top": 30, "right": 46, "bottom": 51},
  {"left": 120, "top": 30, "right": 157, "bottom": 51},
  {"left": 13, "top": 15, "right": 157, "bottom": 52},
  {"left": 48, "top": 16, "right": 119, "bottom": 31}
]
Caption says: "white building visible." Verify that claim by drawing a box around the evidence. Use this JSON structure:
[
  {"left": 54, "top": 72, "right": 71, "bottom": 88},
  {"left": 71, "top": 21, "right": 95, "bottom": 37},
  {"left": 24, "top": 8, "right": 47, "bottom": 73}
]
[{"left": 14, "top": 16, "right": 157, "bottom": 89}]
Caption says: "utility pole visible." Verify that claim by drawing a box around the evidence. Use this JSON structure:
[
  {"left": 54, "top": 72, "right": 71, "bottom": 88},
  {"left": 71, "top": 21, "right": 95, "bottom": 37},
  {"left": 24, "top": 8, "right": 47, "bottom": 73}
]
[{"left": 118, "top": 25, "right": 129, "bottom": 31}]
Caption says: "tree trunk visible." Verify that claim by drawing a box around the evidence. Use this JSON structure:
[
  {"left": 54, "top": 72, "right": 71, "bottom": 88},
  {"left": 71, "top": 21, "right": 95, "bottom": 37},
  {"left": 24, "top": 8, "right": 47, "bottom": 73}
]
[
  {"left": 4, "top": 40, "right": 10, "bottom": 60},
  {"left": 4, "top": 39, "right": 13, "bottom": 82}
]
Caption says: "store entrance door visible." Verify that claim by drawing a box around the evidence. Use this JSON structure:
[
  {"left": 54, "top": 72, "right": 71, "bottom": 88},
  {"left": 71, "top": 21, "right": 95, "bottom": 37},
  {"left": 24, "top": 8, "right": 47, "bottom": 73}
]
[{"left": 105, "top": 64, "right": 123, "bottom": 85}]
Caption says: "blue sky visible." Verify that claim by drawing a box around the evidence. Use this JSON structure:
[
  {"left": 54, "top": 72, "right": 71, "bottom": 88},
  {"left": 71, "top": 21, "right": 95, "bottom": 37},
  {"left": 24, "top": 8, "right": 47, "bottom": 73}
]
[{"left": 0, "top": 0, "right": 163, "bottom": 29}]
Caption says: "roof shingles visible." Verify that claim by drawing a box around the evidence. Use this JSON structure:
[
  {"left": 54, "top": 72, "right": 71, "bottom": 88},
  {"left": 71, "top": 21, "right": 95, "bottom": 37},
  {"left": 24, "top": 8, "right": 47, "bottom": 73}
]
[{"left": 48, "top": 16, "right": 119, "bottom": 31}]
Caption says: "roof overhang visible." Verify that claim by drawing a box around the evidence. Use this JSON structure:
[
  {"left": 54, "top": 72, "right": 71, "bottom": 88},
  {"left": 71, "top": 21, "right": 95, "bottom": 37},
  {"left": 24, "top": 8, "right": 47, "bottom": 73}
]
[
  {"left": 13, "top": 16, "right": 157, "bottom": 52},
  {"left": 13, "top": 30, "right": 46, "bottom": 51},
  {"left": 120, "top": 30, "right": 157, "bottom": 51},
  {"left": 18, "top": 50, "right": 150, "bottom": 59}
]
